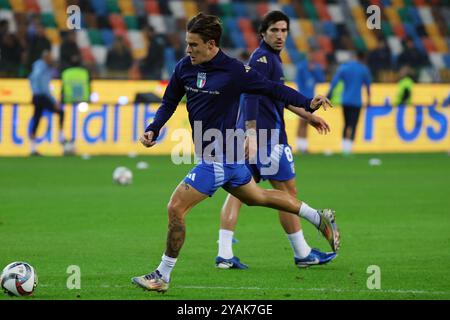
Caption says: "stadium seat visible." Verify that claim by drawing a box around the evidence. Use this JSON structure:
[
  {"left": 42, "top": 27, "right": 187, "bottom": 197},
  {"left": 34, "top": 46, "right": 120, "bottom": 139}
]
[
  {"left": 37, "top": 0, "right": 52, "bottom": 13},
  {"left": 80, "top": 47, "right": 96, "bottom": 63},
  {"left": 327, "top": 4, "right": 345, "bottom": 23},
  {"left": 9, "top": 0, "right": 25, "bottom": 13},
  {"left": 91, "top": 45, "right": 107, "bottom": 65},
  {"left": 422, "top": 36, "right": 436, "bottom": 53},
  {"left": 76, "top": 29, "right": 91, "bottom": 48},
  {"left": 144, "top": 0, "right": 160, "bottom": 14},
  {"left": 428, "top": 52, "right": 445, "bottom": 69},
  {"left": 118, "top": 0, "right": 134, "bottom": 15},
  {"left": 147, "top": 14, "right": 166, "bottom": 33},
  {"left": 40, "top": 12, "right": 56, "bottom": 27},
  {"left": 132, "top": 0, "right": 145, "bottom": 16},
  {"left": 124, "top": 15, "right": 138, "bottom": 30},
  {"left": 0, "top": 0, "right": 11, "bottom": 9},
  {"left": 256, "top": 2, "right": 268, "bottom": 17},
  {"left": 90, "top": 0, "right": 108, "bottom": 16},
  {"left": 44, "top": 27, "right": 59, "bottom": 44},
  {"left": 127, "top": 29, "right": 144, "bottom": 49},
  {"left": 24, "top": 0, "right": 40, "bottom": 13},
  {"left": 183, "top": 0, "right": 197, "bottom": 18},
  {"left": 106, "top": 0, "right": 120, "bottom": 13},
  {"left": 232, "top": 2, "right": 247, "bottom": 18},
  {"left": 88, "top": 29, "right": 104, "bottom": 45},
  {"left": 318, "top": 35, "right": 333, "bottom": 54},
  {"left": 168, "top": 0, "right": 184, "bottom": 18},
  {"left": 101, "top": 28, "right": 115, "bottom": 47}
]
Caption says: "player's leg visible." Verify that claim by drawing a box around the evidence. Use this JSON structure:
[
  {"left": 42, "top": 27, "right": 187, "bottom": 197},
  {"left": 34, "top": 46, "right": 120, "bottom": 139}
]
[
  {"left": 349, "top": 107, "right": 361, "bottom": 141},
  {"left": 342, "top": 105, "right": 352, "bottom": 154},
  {"left": 216, "top": 194, "right": 248, "bottom": 269},
  {"left": 296, "top": 118, "right": 309, "bottom": 153},
  {"left": 343, "top": 106, "right": 361, "bottom": 154},
  {"left": 270, "top": 178, "right": 338, "bottom": 266},
  {"left": 30, "top": 96, "right": 44, "bottom": 155},
  {"left": 132, "top": 181, "right": 208, "bottom": 292},
  {"left": 216, "top": 163, "right": 262, "bottom": 269},
  {"left": 49, "top": 102, "right": 66, "bottom": 143},
  {"left": 228, "top": 177, "right": 340, "bottom": 251}
]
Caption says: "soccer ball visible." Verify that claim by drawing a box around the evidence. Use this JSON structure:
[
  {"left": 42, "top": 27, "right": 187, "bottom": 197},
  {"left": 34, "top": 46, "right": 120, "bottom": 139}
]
[
  {"left": 0, "top": 262, "right": 38, "bottom": 296},
  {"left": 113, "top": 166, "right": 133, "bottom": 185}
]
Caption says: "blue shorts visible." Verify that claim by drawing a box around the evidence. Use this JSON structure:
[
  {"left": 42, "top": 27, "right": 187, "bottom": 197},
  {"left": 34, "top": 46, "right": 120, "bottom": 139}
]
[
  {"left": 247, "top": 144, "right": 296, "bottom": 183},
  {"left": 183, "top": 161, "right": 253, "bottom": 196}
]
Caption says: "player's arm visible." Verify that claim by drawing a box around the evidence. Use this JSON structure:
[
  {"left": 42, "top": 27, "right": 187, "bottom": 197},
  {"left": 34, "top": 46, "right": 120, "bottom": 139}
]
[
  {"left": 242, "top": 55, "right": 272, "bottom": 159},
  {"left": 141, "top": 64, "right": 185, "bottom": 148},
  {"left": 286, "top": 105, "right": 331, "bottom": 135},
  {"left": 237, "top": 64, "right": 323, "bottom": 113}
]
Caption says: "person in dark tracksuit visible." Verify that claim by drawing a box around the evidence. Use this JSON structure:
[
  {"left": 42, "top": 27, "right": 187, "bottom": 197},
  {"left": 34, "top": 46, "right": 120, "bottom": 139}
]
[
  {"left": 29, "top": 50, "right": 67, "bottom": 156},
  {"left": 327, "top": 51, "right": 371, "bottom": 155}
]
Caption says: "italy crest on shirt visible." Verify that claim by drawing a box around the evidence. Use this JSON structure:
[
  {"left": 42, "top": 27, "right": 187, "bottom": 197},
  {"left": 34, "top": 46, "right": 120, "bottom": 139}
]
[{"left": 197, "top": 72, "right": 206, "bottom": 88}]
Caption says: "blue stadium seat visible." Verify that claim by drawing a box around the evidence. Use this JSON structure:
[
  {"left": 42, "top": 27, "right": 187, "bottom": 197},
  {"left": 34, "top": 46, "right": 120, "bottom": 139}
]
[
  {"left": 443, "top": 54, "right": 450, "bottom": 69},
  {"left": 407, "top": 6, "right": 422, "bottom": 26},
  {"left": 285, "top": 34, "right": 297, "bottom": 51},
  {"left": 90, "top": 0, "right": 108, "bottom": 16},
  {"left": 232, "top": 2, "right": 247, "bottom": 18},
  {"left": 322, "top": 21, "right": 338, "bottom": 39},
  {"left": 101, "top": 28, "right": 114, "bottom": 47},
  {"left": 403, "top": 22, "right": 417, "bottom": 38},
  {"left": 282, "top": 5, "right": 297, "bottom": 19}
]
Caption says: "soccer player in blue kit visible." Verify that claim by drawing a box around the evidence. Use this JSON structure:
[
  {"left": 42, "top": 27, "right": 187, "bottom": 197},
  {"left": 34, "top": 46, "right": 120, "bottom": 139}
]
[
  {"left": 132, "top": 13, "right": 338, "bottom": 293},
  {"left": 216, "top": 11, "right": 339, "bottom": 271}
]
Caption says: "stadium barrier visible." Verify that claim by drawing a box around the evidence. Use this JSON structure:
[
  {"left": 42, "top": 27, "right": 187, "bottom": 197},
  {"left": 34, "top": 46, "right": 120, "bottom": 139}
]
[{"left": 0, "top": 80, "right": 448, "bottom": 156}]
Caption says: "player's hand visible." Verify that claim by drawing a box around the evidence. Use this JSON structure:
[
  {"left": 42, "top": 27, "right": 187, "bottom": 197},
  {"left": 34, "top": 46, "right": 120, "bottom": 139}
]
[
  {"left": 140, "top": 131, "right": 157, "bottom": 148},
  {"left": 308, "top": 115, "right": 331, "bottom": 135},
  {"left": 244, "top": 131, "right": 257, "bottom": 161},
  {"left": 310, "top": 95, "right": 334, "bottom": 111}
]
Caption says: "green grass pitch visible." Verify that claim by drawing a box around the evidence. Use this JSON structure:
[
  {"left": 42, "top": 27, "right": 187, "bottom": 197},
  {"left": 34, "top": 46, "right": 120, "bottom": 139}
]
[{"left": 0, "top": 153, "right": 449, "bottom": 300}]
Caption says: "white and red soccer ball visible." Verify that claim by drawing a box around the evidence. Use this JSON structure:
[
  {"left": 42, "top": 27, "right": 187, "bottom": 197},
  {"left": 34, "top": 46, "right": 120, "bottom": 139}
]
[
  {"left": 113, "top": 166, "right": 133, "bottom": 185},
  {"left": 0, "top": 262, "right": 38, "bottom": 296}
]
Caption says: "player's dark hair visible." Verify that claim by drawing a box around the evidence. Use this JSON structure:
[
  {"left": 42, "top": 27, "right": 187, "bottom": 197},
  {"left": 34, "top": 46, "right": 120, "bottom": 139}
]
[
  {"left": 258, "top": 10, "right": 290, "bottom": 36},
  {"left": 187, "top": 13, "right": 222, "bottom": 46}
]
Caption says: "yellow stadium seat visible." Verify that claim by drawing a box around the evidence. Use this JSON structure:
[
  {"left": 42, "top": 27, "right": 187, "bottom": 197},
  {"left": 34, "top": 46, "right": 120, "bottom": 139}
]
[
  {"left": 45, "top": 28, "right": 61, "bottom": 45},
  {"left": 132, "top": 48, "right": 147, "bottom": 60},
  {"left": 10, "top": 0, "right": 25, "bottom": 12},
  {"left": 425, "top": 23, "right": 439, "bottom": 37},
  {"left": 299, "top": 19, "right": 313, "bottom": 37},
  {"left": 280, "top": 50, "right": 291, "bottom": 64},
  {"left": 391, "top": 0, "right": 404, "bottom": 7},
  {"left": 118, "top": 0, "right": 134, "bottom": 15},
  {"left": 351, "top": 7, "right": 365, "bottom": 21},
  {"left": 295, "top": 37, "right": 308, "bottom": 51},
  {"left": 183, "top": 1, "right": 198, "bottom": 18},
  {"left": 384, "top": 7, "right": 401, "bottom": 24},
  {"left": 52, "top": 0, "right": 66, "bottom": 10},
  {"left": 431, "top": 36, "right": 448, "bottom": 53},
  {"left": 55, "top": 12, "right": 68, "bottom": 31}
]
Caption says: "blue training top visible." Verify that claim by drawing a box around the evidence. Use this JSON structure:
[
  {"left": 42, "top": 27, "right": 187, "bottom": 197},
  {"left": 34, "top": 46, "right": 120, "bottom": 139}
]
[
  {"left": 328, "top": 60, "right": 371, "bottom": 107},
  {"left": 236, "top": 41, "right": 291, "bottom": 146},
  {"left": 146, "top": 49, "right": 313, "bottom": 161},
  {"left": 295, "top": 60, "right": 325, "bottom": 99},
  {"left": 28, "top": 59, "right": 56, "bottom": 104}
]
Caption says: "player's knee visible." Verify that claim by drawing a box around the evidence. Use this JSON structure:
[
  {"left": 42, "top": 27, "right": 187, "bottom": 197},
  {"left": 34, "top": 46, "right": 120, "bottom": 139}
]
[{"left": 167, "top": 200, "right": 185, "bottom": 219}]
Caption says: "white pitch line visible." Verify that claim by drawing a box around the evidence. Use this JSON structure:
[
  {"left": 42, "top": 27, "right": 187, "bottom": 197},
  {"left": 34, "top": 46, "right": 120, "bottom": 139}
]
[{"left": 38, "top": 284, "right": 450, "bottom": 295}]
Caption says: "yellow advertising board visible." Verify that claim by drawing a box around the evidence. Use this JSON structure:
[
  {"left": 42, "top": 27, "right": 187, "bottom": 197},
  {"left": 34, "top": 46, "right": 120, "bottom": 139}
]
[{"left": 0, "top": 80, "right": 449, "bottom": 156}]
